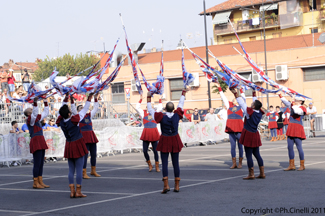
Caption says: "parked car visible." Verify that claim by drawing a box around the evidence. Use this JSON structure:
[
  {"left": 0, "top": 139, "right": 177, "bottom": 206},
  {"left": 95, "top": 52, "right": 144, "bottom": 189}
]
[
  {"left": 198, "top": 109, "right": 209, "bottom": 121},
  {"left": 183, "top": 109, "right": 194, "bottom": 121}
]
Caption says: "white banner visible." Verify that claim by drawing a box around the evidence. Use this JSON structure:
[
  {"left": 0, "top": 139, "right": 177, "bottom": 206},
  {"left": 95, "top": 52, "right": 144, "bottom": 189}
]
[{"left": 0, "top": 120, "right": 227, "bottom": 163}]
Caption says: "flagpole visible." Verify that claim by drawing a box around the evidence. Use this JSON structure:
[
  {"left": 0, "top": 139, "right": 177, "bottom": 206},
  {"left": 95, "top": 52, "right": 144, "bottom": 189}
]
[
  {"left": 203, "top": 0, "right": 212, "bottom": 108},
  {"left": 262, "top": 0, "right": 269, "bottom": 109}
]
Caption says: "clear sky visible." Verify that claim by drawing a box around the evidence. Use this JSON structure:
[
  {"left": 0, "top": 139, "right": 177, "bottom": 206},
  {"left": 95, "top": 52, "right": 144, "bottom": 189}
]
[{"left": 0, "top": 0, "right": 223, "bottom": 65}]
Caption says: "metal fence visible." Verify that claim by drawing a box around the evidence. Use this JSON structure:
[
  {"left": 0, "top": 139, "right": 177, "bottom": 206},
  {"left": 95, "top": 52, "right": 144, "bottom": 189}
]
[{"left": 0, "top": 100, "right": 141, "bottom": 126}]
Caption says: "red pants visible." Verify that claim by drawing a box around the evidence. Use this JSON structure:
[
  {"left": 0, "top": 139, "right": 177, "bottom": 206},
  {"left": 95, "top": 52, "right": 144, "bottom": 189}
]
[{"left": 277, "top": 128, "right": 283, "bottom": 135}]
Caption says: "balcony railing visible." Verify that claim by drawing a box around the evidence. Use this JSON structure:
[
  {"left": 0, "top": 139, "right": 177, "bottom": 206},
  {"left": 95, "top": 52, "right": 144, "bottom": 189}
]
[{"left": 214, "top": 16, "right": 279, "bottom": 35}]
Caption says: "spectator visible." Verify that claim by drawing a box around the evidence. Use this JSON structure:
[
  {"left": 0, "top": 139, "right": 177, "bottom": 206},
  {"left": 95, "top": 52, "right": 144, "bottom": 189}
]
[
  {"left": 191, "top": 108, "right": 201, "bottom": 124},
  {"left": 10, "top": 121, "right": 23, "bottom": 134},
  {"left": 47, "top": 117, "right": 60, "bottom": 132},
  {"left": 17, "top": 85, "right": 25, "bottom": 94},
  {"left": 217, "top": 105, "right": 228, "bottom": 121},
  {"left": 21, "top": 68, "right": 32, "bottom": 91},
  {"left": 205, "top": 108, "right": 217, "bottom": 121},
  {"left": 41, "top": 119, "right": 50, "bottom": 131},
  {"left": 0, "top": 69, "right": 9, "bottom": 93},
  {"left": 21, "top": 123, "right": 29, "bottom": 132},
  {"left": 98, "top": 97, "right": 106, "bottom": 119},
  {"left": 307, "top": 102, "right": 317, "bottom": 137},
  {"left": 7, "top": 69, "right": 16, "bottom": 96},
  {"left": 13, "top": 88, "right": 21, "bottom": 99}
]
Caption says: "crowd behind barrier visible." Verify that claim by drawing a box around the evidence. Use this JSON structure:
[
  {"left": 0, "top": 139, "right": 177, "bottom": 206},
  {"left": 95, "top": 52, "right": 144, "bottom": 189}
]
[{"left": 0, "top": 120, "right": 227, "bottom": 165}]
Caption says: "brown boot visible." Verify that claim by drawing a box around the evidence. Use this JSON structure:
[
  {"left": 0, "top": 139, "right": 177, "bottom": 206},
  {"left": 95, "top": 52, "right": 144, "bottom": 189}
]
[
  {"left": 90, "top": 166, "right": 101, "bottom": 177},
  {"left": 230, "top": 157, "right": 237, "bottom": 169},
  {"left": 161, "top": 177, "right": 170, "bottom": 194},
  {"left": 284, "top": 159, "right": 296, "bottom": 171},
  {"left": 270, "top": 137, "right": 274, "bottom": 142},
  {"left": 174, "top": 177, "right": 180, "bottom": 192},
  {"left": 33, "top": 177, "right": 44, "bottom": 189},
  {"left": 69, "top": 184, "right": 76, "bottom": 198},
  {"left": 38, "top": 176, "right": 50, "bottom": 188},
  {"left": 75, "top": 184, "right": 87, "bottom": 198},
  {"left": 256, "top": 166, "right": 266, "bottom": 179},
  {"left": 237, "top": 157, "right": 243, "bottom": 169},
  {"left": 281, "top": 134, "right": 285, "bottom": 140},
  {"left": 155, "top": 161, "right": 160, "bottom": 172},
  {"left": 243, "top": 168, "right": 255, "bottom": 180},
  {"left": 83, "top": 168, "right": 90, "bottom": 179},
  {"left": 297, "top": 160, "right": 305, "bottom": 171},
  {"left": 147, "top": 160, "right": 153, "bottom": 172}
]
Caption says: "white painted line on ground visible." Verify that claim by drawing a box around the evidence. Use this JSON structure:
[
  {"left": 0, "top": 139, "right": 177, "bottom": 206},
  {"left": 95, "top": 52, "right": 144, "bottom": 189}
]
[
  {"left": 0, "top": 209, "right": 37, "bottom": 214},
  {"left": 0, "top": 176, "right": 61, "bottom": 187},
  {"left": 0, "top": 188, "right": 135, "bottom": 195},
  {"left": 21, "top": 160, "right": 325, "bottom": 216}
]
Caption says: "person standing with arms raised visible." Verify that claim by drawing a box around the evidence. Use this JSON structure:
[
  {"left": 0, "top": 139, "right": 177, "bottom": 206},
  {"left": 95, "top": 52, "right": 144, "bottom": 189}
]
[
  {"left": 23, "top": 97, "right": 50, "bottom": 189},
  {"left": 147, "top": 89, "right": 187, "bottom": 193}
]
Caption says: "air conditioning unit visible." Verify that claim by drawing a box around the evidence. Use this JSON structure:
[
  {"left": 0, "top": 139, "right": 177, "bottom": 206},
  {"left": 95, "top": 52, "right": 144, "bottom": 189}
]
[
  {"left": 131, "top": 79, "right": 138, "bottom": 92},
  {"left": 275, "top": 65, "right": 288, "bottom": 81},
  {"left": 189, "top": 73, "right": 200, "bottom": 87},
  {"left": 252, "top": 67, "right": 263, "bottom": 83}
]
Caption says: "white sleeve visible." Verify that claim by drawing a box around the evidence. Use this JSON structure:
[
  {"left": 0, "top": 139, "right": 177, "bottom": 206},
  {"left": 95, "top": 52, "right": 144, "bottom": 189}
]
[
  {"left": 177, "top": 95, "right": 185, "bottom": 110},
  {"left": 40, "top": 105, "right": 49, "bottom": 121},
  {"left": 78, "top": 101, "right": 91, "bottom": 122},
  {"left": 236, "top": 97, "right": 249, "bottom": 119},
  {"left": 90, "top": 102, "right": 99, "bottom": 119},
  {"left": 147, "top": 102, "right": 156, "bottom": 121},
  {"left": 30, "top": 105, "right": 39, "bottom": 126},
  {"left": 280, "top": 97, "right": 291, "bottom": 108},
  {"left": 136, "top": 102, "right": 144, "bottom": 118},
  {"left": 157, "top": 101, "right": 163, "bottom": 112},
  {"left": 313, "top": 107, "right": 317, "bottom": 113},
  {"left": 276, "top": 115, "right": 279, "bottom": 121},
  {"left": 219, "top": 91, "right": 229, "bottom": 109},
  {"left": 292, "top": 106, "right": 304, "bottom": 116},
  {"left": 71, "top": 103, "right": 78, "bottom": 115},
  {"left": 282, "top": 113, "right": 285, "bottom": 119}
]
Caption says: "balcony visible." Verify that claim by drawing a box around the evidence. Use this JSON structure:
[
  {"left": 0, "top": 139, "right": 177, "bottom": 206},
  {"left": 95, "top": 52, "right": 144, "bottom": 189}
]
[{"left": 214, "top": 16, "right": 279, "bottom": 36}]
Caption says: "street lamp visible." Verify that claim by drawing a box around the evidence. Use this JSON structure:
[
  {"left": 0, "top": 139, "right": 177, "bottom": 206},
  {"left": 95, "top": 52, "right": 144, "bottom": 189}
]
[
  {"left": 239, "top": 1, "right": 274, "bottom": 109},
  {"left": 203, "top": 0, "right": 212, "bottom": 109}
]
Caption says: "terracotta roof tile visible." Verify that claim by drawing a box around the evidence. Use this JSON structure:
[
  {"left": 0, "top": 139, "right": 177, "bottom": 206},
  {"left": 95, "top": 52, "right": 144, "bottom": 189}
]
[
  {"left": 200, "top": 0, "right": 281, "bottom": 15},
  {"left": 137, "top": 33, "right": 323, "bottom": 65}
]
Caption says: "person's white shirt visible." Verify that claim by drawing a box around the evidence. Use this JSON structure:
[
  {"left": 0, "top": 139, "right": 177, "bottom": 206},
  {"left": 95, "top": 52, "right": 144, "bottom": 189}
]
[
  {"left": 307, "top": 106, "right": 317, "bottom": 118},
  {"left": 205, "top": 112, "right": 217, "bottom": 121},
  {"left": 217, "top": 108, "right": 228, "bottom": 121},
  {"left": 13, "top": 92, "right": 20, "bottom": 99}
]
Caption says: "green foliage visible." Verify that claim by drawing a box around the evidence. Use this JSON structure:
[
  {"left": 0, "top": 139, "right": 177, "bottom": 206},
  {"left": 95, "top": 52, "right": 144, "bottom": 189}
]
[
  {"left": 33, "top": 53, "right": 100, "bottom": 82},
  {"left": 211, "top": 79, "right": 228, "bottom": 94}
]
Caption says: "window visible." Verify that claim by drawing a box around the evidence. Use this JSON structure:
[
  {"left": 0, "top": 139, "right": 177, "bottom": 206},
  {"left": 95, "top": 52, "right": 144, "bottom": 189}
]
[
  {"left": 272, "top": 32, "right": 282, "bottom": 38},
  {"left": 170, "top": 78, "right": 183, "bottom": 100},
  {"left": 310, "top": 28, "right": 318, "bottom": 33},
  {"left": 111, "top": 82, "right": 125, "bottom": 103},
  {"left": 303, "top": 66, "right": 325, "bottom": 81},
  {"left": 239, "top": 72, "right": 253, "bottom": 96},
  {"left": 224, "top": 38, "right": 232, "bottom": 44},
  {"left": 249, "top": 36, "right": 256, "bottom": 41},
  {"left": 13, "top": 73, "right": 21, "bottom": 82}
]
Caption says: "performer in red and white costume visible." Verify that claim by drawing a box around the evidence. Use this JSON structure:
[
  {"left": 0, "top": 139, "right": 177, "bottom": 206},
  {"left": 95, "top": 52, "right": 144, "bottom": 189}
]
[
  {"left": 136, "top": 95, "right": 163, "bottom": 172},
  {"left": 75, "top": 94, "right": 101, "bottom": 178},
  {"left": 24, "top": 97, "right": 50, "bottom": 189},
  {"left": 278, "top": 93, "right": 306, "bottom": 171},
  {"left": 266, "top": 106, "right": 279, "bottom": 142},
  {"left": 217, "top": 83, "right": 245, "bottom": 169},
  {"left": 56, "top": 93, "right": 93, "bottom": 198},
  {"left": 147, "top": 90, "right": 186, "bottom": 193}
]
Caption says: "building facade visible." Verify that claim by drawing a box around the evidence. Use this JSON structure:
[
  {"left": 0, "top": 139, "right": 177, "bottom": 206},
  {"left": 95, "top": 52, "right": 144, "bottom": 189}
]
[
  {"left": 101, "top": 33, "right": 325, "bottom": 115},
  {"left": 202, "top": 0, "right": 325, "bottom": 45}
]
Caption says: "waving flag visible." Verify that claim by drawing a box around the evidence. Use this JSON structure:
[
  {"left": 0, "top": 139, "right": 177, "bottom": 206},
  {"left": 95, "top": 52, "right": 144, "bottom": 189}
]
[
  {"left": 139, "top": 48, "right": 165, "bottom": 96},
  {"left": 8, "top": 82, "right": 48, "bottom": 102},
  {"left": 96, "top": 56, "right": 127, "bottom": 93},
  {"left": 181, "top": 47, "right": 195, "bottom": 88},
  {"left": 50, "top": 70, "right": 71, "bottom": 95},
  {"left": 228, "top": 20, "right": 312, "bottom": 99}
]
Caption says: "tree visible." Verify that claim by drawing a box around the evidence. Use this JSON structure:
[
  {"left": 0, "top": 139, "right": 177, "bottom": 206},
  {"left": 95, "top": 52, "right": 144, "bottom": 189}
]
[
  {"left": 33, "top": 53, "right": 100, "bottom": 82},
  {"left": 211, "top": 78, "right": 228, "bottom": 94}
]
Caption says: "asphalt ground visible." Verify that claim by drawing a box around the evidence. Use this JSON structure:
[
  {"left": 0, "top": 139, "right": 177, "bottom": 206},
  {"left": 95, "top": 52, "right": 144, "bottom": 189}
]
[{"left": 0, "top": 133, "right": 324, "bottom": 216}]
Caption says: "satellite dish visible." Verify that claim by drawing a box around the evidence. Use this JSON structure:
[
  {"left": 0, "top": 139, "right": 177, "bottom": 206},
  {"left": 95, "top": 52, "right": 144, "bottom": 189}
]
[{"left": 318, "top": 33, "right": 325, "bottom": 44}]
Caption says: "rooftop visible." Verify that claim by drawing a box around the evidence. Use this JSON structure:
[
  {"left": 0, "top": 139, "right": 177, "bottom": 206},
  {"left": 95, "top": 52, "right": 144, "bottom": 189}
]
[
  {"left": 135, "top": 32, "right": 324, "bottom": 65},
  {"left": 199, "top": 0, "right": 281, "bottom": 15}
]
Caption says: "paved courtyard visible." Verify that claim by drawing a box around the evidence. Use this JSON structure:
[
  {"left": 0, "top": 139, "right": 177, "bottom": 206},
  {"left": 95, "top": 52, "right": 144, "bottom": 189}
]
[{"left": 0, "top": 134, "right": 324, "bottom": 216}]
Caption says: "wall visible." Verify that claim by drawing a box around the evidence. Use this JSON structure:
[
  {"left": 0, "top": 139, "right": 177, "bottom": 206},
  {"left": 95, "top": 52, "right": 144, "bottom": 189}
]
[{"left": 102, "top": 45, "right": 325, "bottom": 114}]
